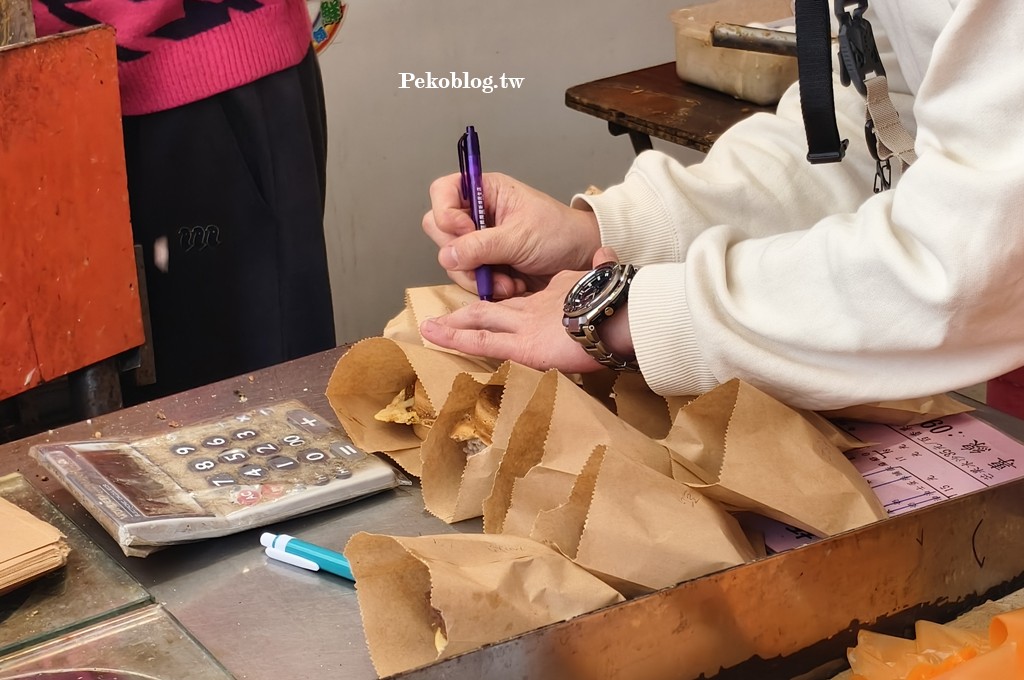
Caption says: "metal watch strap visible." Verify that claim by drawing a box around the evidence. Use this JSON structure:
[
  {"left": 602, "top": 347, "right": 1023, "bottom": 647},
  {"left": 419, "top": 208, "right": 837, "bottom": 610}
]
[
  {"left": 577, "top": 326, "right": 640, "bottom": 372},
  {"left": 564, "top": 263, "right": 639, "bottom": 373}
]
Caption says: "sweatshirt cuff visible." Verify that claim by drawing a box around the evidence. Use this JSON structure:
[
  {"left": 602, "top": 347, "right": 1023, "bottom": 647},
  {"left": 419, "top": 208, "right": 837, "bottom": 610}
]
[
  {"left": 628, "top": 263, "right": 720, "bottom": 396},
  {"left": 570, "top": 154, "right": 683, "bottom": 266}
]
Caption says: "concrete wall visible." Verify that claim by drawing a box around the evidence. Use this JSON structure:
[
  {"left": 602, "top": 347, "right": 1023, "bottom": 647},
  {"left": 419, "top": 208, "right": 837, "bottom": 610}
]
[{"left": 316, "top": 0, "right": 702, "bottom": 343}]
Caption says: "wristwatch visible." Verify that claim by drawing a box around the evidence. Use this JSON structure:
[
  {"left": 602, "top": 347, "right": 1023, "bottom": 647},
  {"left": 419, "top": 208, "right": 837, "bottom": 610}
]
[{"left": 562, "top": 261, "right": 640, "bottom": 372}]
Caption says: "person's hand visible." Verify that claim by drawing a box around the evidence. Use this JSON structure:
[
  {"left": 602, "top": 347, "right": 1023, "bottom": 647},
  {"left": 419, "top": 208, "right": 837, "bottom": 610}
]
[
  {"left": 422, "top": 172, "right": 602, "bottom": 299},
  {"left": 419, "top": 248, "right": 634, "bottom": 373}
]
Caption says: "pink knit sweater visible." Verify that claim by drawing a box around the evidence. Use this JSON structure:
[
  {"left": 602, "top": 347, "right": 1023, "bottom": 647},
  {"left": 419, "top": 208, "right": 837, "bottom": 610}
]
[{"left": 32, "top": 0, "right": 312, "bottom": 115}]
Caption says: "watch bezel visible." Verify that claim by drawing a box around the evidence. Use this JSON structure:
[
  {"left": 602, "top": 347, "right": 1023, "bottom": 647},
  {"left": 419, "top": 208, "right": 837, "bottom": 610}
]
[{"left": 562, "top": 261, "right": 625, "bottom": 321}]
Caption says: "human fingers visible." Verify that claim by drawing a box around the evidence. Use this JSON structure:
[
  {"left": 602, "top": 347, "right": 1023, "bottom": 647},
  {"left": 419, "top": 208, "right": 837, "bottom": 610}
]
[
  {"left": 427, "top": 173, "right": 477, "bottom": 239},
  {"left": 419, "top": 273, "right": 605, "bottom": 373}
]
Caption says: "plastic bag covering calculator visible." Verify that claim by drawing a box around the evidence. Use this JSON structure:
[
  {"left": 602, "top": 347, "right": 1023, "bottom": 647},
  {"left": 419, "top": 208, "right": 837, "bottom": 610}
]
[{"left": 30, "top": 400, "right": 403, "bottom": 555}]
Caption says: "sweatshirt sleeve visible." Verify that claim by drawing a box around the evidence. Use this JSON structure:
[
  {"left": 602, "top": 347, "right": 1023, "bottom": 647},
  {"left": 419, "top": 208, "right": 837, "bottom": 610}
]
[
  {"left": 592, "top": 0, "right": 1024, "bottom": 410},
  {"left": 572, "top": 75, "right": 888, "bottom": 267}
]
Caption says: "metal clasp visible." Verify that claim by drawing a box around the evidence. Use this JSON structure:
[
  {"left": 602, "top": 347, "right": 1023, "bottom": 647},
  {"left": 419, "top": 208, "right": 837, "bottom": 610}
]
[
  {"left": 835, "top": 0, "right": 885, "bottom": 96},
  {"left": 864, "top": 119, "right": 891, "bottom": 192}
]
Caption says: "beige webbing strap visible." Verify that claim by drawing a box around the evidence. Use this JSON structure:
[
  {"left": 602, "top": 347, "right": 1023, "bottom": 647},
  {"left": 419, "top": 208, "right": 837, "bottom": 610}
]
[{"left": 865, "top": 75, "right": 918, "bottom": 168}]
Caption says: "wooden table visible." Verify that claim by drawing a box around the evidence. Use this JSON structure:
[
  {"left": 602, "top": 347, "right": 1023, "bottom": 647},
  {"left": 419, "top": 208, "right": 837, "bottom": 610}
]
[{"left": 565, "top": 62, "right": 775, "bottom": 154}]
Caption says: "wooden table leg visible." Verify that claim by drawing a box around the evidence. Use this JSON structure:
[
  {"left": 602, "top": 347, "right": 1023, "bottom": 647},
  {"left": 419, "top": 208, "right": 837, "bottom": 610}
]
[{"left": 607, "top": 121, "right": 653, "bottom": 155}]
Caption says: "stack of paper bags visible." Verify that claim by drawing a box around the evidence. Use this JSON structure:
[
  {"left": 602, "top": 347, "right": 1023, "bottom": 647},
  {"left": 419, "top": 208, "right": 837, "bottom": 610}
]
[{"left": 0, "top": 496, "right": 70, "bottom": 595}]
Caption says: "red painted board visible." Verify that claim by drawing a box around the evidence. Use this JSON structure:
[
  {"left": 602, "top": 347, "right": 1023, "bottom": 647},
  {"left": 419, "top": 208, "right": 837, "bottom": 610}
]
[{"left": 0, "top": 26, "right": 143, "bottom": 400}]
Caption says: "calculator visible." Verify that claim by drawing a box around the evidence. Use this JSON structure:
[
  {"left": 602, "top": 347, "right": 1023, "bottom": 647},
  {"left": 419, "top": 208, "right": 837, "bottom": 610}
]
[{"left": 30, "top": 400, "right": 404, "bottom": 556}]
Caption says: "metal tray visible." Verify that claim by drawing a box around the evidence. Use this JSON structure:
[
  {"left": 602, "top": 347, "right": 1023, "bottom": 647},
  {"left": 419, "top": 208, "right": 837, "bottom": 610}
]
[{"left": 393, "top": 410, "right": 1024, "bottom": 680}]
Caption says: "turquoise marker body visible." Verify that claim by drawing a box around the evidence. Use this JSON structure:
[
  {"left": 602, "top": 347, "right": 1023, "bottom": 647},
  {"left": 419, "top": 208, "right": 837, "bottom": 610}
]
[{"left": 261, "top": 532, "right": 354, "bottom": 581}]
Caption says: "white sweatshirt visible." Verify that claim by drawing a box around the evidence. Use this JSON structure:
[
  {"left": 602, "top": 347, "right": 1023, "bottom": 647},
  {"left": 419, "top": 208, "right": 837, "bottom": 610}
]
[{"left": 577, "top": 0, "right": 1024, "bottom": 410}]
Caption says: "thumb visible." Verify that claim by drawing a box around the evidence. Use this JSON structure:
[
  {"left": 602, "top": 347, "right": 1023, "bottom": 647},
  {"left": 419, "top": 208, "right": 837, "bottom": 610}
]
[
  {"left": 592, "top": 246, "right": 619, "bottom": 268},
  {"left": 440, "top": 229, "right": 493, "bottom": 271}
]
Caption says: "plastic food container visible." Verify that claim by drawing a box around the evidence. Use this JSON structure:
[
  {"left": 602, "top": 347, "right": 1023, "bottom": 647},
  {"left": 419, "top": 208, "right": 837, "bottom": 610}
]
[{"left": 671, "top": 0, "right": 799, "bottom": 106}]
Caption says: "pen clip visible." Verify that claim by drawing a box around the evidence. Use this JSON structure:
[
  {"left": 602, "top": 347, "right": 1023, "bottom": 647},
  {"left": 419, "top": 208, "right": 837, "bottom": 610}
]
[{"left": 457, "top": 132, "right": 470, "bottom": 201}]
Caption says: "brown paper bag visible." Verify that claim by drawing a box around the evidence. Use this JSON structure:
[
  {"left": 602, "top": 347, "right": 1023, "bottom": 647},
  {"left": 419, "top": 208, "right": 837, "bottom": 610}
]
[
  {"left": 421, "top": 362, "right": 546, "bottom": 523},
  {"left": 608, "top": 372, "right": 697, "bottom": 440},
  {"left": 531, "top": 445, "right": 757, "bottom": 598},
  {"left": 662, "top": 379, "right": 887, "bottom": 537},
  {"left": 325, "top": 338, "right": 494, "bottom": 476},
  {"left": 488, "top": 370, "right": 674, "bottom": 537},
  {"left": 346, "top": 531, "right": 624, "bottom": 677},
  {"left": 382, "top": 284, "right": 479, "bottom": 346},
  {"left": 819, "top": 393, "right": 973, "bottom": 425},
  {"left": 797, "top": 408, "right": 871, "bottom": 451}
]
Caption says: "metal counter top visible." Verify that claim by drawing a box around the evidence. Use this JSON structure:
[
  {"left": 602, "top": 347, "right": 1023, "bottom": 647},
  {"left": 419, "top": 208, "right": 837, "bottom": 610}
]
[
  {"left": 4, "top": 347, "right": 1024, "bottom": 680},
  {"left": 0, "top": 347, "right": 473, "bottom": 680}
]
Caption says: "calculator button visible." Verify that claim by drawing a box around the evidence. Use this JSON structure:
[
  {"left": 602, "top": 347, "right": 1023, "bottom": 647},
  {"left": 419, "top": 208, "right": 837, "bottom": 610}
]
[
  {"left": 219, "top": 449, "right": 250, "bottom": 464},
  {"left": 300, "top": 449, "right": 329, "bottom": 464},
  {"left": 234, "top": 487, "right": 262, "bottom": 506},
  {"left": 329, "top": 442, "right": 366, "bottom": 462},
  {"left": 239, "top": 463, "right": 269, "bottom": 480},
  {"left": 171, "top": 444, "right": 198, "bottom": 456},
  {"left": 232, "top": 428, "right": 260, "bottom": 441},
  {"left": 333, "top": 465, "right": 352, "bottom": 479},
  {"left": 261, "top": 484, "right": 287, "bottom": 501},
  {"left": 208, "top": 473, "right": 237, "bottom": 487},
  {"left": 286, "top": 409, "right": 332, "bottom": 435},
  {"left": 202, "top": 435, "right": 230, "bottom": 448},
  {"left": 280, "top": 434, "right": 307, "bottom": 448},
  {"left": 189, "top": 457, "right": 218, "bottom": 473},
  {"left": 249, "top": 442, "right": 281, "bottom": 456},
  {"left": 267, "top": 456, "right": 299, "bottom": 471}
]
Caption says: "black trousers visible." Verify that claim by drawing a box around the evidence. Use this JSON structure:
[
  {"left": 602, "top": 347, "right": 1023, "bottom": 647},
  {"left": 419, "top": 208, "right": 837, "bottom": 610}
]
[{"left": 121, "top": 48, "right": 336, "bottom": 402}]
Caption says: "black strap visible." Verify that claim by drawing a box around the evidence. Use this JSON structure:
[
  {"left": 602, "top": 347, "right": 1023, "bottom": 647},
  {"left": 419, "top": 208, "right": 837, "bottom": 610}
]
[{"left": 795, "top": 0, "right": 847, "bottom": 163}]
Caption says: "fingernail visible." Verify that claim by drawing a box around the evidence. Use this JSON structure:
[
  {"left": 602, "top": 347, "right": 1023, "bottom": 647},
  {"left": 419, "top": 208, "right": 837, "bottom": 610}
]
[
  {"left": 441, "top": 245, "right": 459, "bottom": 268},
  {"left": 497, "top": 280, "right": 511, "bottom": 299}
]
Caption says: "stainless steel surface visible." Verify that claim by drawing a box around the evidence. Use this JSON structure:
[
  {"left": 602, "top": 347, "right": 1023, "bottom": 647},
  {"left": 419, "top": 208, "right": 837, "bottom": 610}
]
[
  {"left": 0, "top": 604, "right": 234, "bottom": 679},
  {"left": 710, "top": 22, "right": 799, "bottom": 57},
  {"left": 0, "top": 348, "right": 477, "bottom": 680},
  {"left": 3, "top": 347, "right": 1023, "bottom": 680},
  {"left": 0, "top": 473, "right": 150, "bottom": 657}
]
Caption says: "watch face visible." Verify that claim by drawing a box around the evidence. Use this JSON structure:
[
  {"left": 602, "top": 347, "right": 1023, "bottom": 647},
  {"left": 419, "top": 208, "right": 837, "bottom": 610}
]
[{"left": 563, "top": 265, "right": 615, "bottom": 315}]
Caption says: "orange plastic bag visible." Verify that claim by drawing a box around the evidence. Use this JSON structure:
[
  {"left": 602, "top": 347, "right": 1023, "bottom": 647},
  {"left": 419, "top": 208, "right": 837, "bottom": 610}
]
[{"left": 848, "top": 608, "right": 1024, "bottom": 679}]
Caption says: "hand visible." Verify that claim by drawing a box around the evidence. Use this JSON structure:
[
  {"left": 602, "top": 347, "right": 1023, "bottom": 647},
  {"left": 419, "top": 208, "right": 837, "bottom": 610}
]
[
  {"left": 419, "top": 248, "right": 633, "bottom": 373},
  {"left": 422, "top": 172, "right": 602, "bottom": 299}
]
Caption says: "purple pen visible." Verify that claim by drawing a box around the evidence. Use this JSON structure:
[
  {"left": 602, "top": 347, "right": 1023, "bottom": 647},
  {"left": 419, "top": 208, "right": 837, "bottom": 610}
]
[{"left": 458, "top": 125, "right": 494, "bottom": 301}]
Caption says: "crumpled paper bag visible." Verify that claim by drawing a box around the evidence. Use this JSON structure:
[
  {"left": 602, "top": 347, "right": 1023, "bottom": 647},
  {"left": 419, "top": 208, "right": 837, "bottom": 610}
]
[
  {"left": 531, "top": 445, "right": 757, "bottom": 598},
  {"left": 384, "top": 285, "right": 480, "bottom": 352},
  {"left": 485, "top": 369, "right": 674, "bottom": 536},
  {"left": 421, "top": 361, "right": 546, "bottom": 523},
  {"left": 820, "top": 393, "right": 973, "bottom": 426},
  {"left": 325, "top": 337, "right": 494, "bottom": 476},
  {"left": 609, "top": 371, "right": 696, "bottom": 440},
  {"left": 346, "top": 531, "right": 624, "bottom": 677},
  {"left": 662, "top": 379, "right": 887, "bottom": 537}
]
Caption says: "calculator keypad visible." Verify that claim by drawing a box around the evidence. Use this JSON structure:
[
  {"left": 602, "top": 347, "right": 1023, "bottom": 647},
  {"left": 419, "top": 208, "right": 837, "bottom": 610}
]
[{"left": 133, "top": 401, "right": 364, "bottom": 498}]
